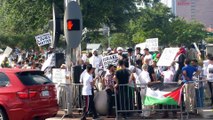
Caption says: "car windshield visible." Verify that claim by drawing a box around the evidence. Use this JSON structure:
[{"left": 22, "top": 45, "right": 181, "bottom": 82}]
[{"left": 16, "top": 71, "right": 52, "bottom": 86}]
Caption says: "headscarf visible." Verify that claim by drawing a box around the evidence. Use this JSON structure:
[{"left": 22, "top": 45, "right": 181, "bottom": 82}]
[{"left": 175, "top": 47, "right": 186, "bottom": 59}]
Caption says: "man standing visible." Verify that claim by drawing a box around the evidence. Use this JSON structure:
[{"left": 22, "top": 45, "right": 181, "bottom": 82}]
[
  {"left": 104, "top": 64, "right": 116, "bottom": 117},
  {"left": 135, "top": 47, "right": 143, "bottom": 69},
  {"left": 80, "top": 64, "right": 98, "bottom": 120},
  {"left": 182, "top": 59, "right": 200, "bottom": 113},
  {"left": 127, "top": 48, "right": 135, "bottom": 66},
  {"left": 89, "top": 49, "right": 102, "bottom": 76},
  {"left": 144, "top": 59, "right": 157, "bottom": 82},
  {"left": 143, "top": 48, "right": 152, "bottom": 65},
  {"left": 114, "top": 60, "right": 131, "bottom": 118}
]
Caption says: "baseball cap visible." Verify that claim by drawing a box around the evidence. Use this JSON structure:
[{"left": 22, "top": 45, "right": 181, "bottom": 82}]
[{"left": 117, "top": 47, "right": 123, "bottom": 51}]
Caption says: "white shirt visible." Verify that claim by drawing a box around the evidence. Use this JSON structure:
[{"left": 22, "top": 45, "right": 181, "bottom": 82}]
[
  {"left": 162, "top": 70, "right": 174, "bottom": 83},
  {"left": 138, "top": 70, "right": 151, "bottom": 87},
  {"left": 207, "top": 64, "right": 213, "bottom": 82},
  {"left": 134, "top": 68, "right": 142, "bottom": 87},
  {"left": 81, "top": 72, "right": 93, "bottom": 95},
  {"left": 89, "top": 55, "right": 102, "bottom": 69},
  {"left": 203, "top": 60, "right": 209, "bottom": 76},
  {"left": 144, "top": 54, "right": 152, "bottom": 65}
]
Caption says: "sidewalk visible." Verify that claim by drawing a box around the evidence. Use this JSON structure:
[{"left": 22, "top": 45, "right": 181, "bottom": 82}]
[{"left": 46, "top": 111, "right": 207, "bottom": 120}]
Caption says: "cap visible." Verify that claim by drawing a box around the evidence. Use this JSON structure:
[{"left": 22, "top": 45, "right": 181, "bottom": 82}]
[
  {"left": 117, "top": 47, "right": 123, "bottom": 51},
  {"left": 92, "top": 49, "right": 97, "bottom": 53},
  {"left": 107, "top": 47, "right": 112, "bottom": 51},
  {"left": 127, "top": 48, "right": 133, "bottom": 52}
]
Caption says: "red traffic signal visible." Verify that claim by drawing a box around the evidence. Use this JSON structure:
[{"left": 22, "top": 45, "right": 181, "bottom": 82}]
[{"left": 67, "top": 19, "right": 80, "bottom": 31}]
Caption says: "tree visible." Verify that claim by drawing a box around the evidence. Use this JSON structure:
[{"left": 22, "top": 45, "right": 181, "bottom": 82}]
[
  {"left": 81, "top": 0, "right": 137, "bottom": 31},
  {"left": 0, "top": 0, "right": 52, "bottom": 49},
  {"left": 126, "top": 2, "right": 207, "bottom": 46}
]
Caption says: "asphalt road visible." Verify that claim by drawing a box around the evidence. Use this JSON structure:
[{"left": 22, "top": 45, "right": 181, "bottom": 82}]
[{"left": 46, "top": 110, "right": 210, "bottom": 120}]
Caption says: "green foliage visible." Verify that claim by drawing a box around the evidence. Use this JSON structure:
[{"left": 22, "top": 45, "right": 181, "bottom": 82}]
[
  {"left": 0, "top": 0, "right": 52, "bottom": 49},
  {"left": 206, "top": 37, "right": 213, "bottom": 43},
  {"left": 0, "top": 0, "right": 208, "bottom": 49},
  {"left": 81, "top": 0, "right": 137, "bottom": 31},
  {"left": 110, "top": 33, "right": 133, "bottom": 48},
  {"left": 126, "top": 2, "right": 207, "bottom": 47}
]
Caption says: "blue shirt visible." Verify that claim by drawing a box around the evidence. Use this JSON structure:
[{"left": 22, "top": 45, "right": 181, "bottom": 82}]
[{"left": 182, "top": 65, "right": 197, "bottom": 81}]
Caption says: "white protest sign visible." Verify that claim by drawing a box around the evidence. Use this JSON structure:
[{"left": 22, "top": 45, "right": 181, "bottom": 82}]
[
  {"left": 52, "top": 68, "right": 66, "bottom": 84},
  {"left": 146, "top": 38, "right": 158, "bottom": 51},
  {"left": 193, "top": 42, "right": 201, "bottom": 60},
  {"left": 193, "top": 42, "right": 201, "bottom": 54},
  {"left": 35, "top": 32, "right": 52, "bottom": 46},
  {"left": 41, "top": 53, "right": 55, "bottom": 71},
  {"left": 3, "top": 46, "right": 13, "bottom": 57},
  {"left": 102, "top": 54, "right": 118, "bottom": 70},
  {"left": 157, "top": 48, "right": 179, "bottom": 66},
  {"left": 0, "top": 46, "right": 13, "bottom": 65}
]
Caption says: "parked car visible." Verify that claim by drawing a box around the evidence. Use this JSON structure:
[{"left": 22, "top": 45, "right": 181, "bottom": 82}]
[{"left": 0, "top": 68, "right": 58, "bottom": 120}]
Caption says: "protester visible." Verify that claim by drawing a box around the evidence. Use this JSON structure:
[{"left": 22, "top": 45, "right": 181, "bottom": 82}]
[
  {"left": 104, "top": 64, "right": 115, "bottom": 117},
  {"left": 127, "top": 48, "right": 135, "bottom": 66},
  {"left": 174, "top": 47, "right": 186, "bottom": 82},
  {"left": 162, "top": 66, "right": 175, "bottom": 83},
  {"left": 138, "top": 64, "right": 151, "bottom": 118},
  {"left": 135, "top": 47, "right": 143, "bottom": 69},
  {"left": 207, "top": 56, "right": 213, "bottom": 106},
  {"left": 144, "top": 58, "right": 157, "bottom": 82},
  {"left": 143, "top": 48, "right": 152, "bottom": 65},
  {"left": 114, "top": 60, "right": 131, "bottom": 118},
  {"left": 182, "top": 59, "right": 200, "bottom": 113},
  {"left": 186, "top": 44, "right": 198, "bottom": 60},
  {"left": 80, "top": 64, "right": 98, "bottom": 120},
  {"left": 203, "top": 53, "right": 212, "bottom": 77},
  {"left": 129, "top": 65, "right": 142, "bottom": 111},
  {"left": 117, "top": 47, "right": 124, "bottom": 60},
  {"left": 191, "top": 59, "right": 204, "bottom": 107}
]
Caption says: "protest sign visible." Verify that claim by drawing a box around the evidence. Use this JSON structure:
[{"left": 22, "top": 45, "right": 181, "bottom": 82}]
[
  {"left": 0, "top": 46, "right": 13, "bottom": 65},
  {"left": 41, "top": 53, "right": 55, "bottom": 71},
  {"left": 35, "top": 32, "right": 52, "bottom": 46},
  {"left": 193, "top": 42, "right": 202, "bottom": 60},
  {"left": 52, "top": 68, "right": 66, "bottom": 84},
  {"left": 146, "top": 38, "right": 158, "bottom": 51},
  {"left": 157, "top": 48, "right": 179, "bottom": 66},
  {"left": 3, "top": 46, "right": 13, "bottom": 57},
  {"left": 102, "top": 54, "right": 118, "bottom": 70}
]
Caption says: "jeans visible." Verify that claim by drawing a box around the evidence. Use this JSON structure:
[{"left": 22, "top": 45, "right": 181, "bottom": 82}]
[{"left": 195, "top": 86, "right": 204, "bottom": 107}]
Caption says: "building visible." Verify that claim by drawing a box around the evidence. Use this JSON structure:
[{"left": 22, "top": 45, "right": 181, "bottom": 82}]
[{"left": 172, "top": 0, "right": 213, "bottom": 29}]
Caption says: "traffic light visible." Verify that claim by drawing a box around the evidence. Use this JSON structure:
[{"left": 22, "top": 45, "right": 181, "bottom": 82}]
[
  {"left": 64, "top": 1, "right": 82, "bottom": 48},
  {"left": 67, "top": 19, "right": 80, "bottom": 31}
]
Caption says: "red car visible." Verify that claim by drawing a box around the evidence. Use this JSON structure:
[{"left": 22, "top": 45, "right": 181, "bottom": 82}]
[{"left": 0, "top": 68, "right": 58, "bottom": 120}]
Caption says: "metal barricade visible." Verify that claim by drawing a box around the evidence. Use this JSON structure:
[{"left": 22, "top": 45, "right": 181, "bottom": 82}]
[
  {"left": 56, "top": 83, "right": 73, "bottom": 119},
  {"left": 114, "top": 83, "right": 184, "bottom": 120},
  {"left": 56, "top": 83, "right": 83, "bottom": 119}
]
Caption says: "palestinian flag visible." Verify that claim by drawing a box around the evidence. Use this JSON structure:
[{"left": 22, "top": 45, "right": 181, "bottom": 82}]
[{"left": 144, "top": 85, "right": 183, "bottom": 105}]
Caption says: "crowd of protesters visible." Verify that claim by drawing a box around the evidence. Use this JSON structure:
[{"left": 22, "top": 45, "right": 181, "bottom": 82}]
[
  {"left": 0, "top": 49, "right": 46, "bottom": 69},
  {"left": 1, "top": 45, "right": 213, "bottom": 119},
  {"left": 79, "top": 45, "right": 213, "bottom": 119}
]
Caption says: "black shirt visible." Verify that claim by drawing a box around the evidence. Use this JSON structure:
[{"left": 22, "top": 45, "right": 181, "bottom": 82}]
[
  {"left": 148, "top": 65, "right": 155, "bottom": 82},
  {"left": 115, "top": 69, "right": 130, "bottom": 84}
]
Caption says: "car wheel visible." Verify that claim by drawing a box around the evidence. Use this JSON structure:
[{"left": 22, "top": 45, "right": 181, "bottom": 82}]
[{"left": 0, "top": 108, "right": 7, "bottom": 120}]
